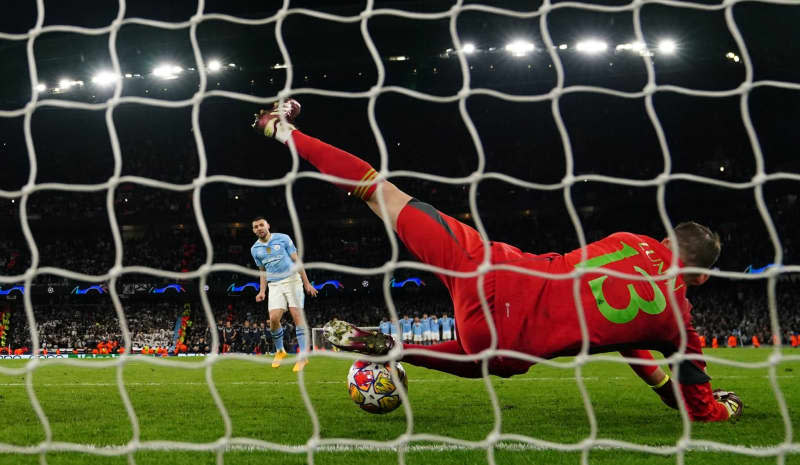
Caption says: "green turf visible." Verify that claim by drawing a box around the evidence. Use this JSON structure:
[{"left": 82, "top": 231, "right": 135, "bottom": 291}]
[{"left": 0, "top": 348, "right": 798, "bottom": 465}]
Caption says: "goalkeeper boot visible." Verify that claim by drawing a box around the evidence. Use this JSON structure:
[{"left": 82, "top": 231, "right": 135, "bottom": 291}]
[
  {"left": 252, "top": 98, "right": 301, "bottom": 143},
  {"left": 271, "top": 349, "right": 288, "bottom": 368},
  {"left": 323, "top": 320, "right": 394, "bottom": 355}
]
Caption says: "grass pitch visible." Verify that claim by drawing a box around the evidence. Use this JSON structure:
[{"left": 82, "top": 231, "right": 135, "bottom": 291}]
[{"left": 0, "top": 348, "right": 798, "bottom": 465}]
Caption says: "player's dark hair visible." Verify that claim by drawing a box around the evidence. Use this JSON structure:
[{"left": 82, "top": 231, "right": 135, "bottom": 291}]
[
  {"left": 252, "top": 216, "right": 267, "bottom": 224},
  {"left": 673, "top": 221, "right": 721, "bottom": 269}
]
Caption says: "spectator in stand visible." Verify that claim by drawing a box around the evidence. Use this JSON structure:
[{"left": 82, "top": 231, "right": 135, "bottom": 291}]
[
  {"left": 222, "top": 321, "right": 236, "bottom": 353},
  {"left": 258, "top": 322, "right": 269, "bottom": 354},
  {"left": 239, "top": 320, "right": 253, "bottom": 353}
]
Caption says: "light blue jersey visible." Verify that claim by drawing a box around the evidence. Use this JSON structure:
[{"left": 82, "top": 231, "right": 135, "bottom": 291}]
[
  {"left": 440, "top": 317, "right": 453, "bottom": 334},
  {"left": 413, "top": 322, "right": 423, "bottom": 336},
  {"left": 251, "top": 233, "right": 297, "bottom": 282},
  {"left": 401, "top": 318, "right": 413, "bottom": 333},
  {"left": 430, "top": 318, "right": 439, "bottom": 332},
  {"left": 379, "top": 321, "right": 392, "bottom": 335},
  {"left": 421, "top": 318, "right": 431, "bottom": 333}
]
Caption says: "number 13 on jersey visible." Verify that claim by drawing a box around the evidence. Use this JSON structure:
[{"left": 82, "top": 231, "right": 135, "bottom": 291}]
[{"left": 574, "top": 241, "right": 669, "bottom": 324}]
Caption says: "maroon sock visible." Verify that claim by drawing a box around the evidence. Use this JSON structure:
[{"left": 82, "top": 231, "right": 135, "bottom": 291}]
[{"left": 289, "top": 130, "right": 378, "bottom": 200}]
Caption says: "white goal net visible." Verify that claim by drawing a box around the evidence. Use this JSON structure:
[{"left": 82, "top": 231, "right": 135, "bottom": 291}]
[{"left": 0, "top": 1, "right": 798, "bottom": 465}]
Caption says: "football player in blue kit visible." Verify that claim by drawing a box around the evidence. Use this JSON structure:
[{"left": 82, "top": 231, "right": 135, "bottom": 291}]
[{"left": 251, "top": 216, "right": 318, "bottom": 371}]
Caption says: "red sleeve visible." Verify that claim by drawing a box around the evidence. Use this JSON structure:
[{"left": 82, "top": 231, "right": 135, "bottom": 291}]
[
  {"left": 623, "top": 325, "right": 730, "bottom": 422},
  {"left": 680, "top": 382, "right": 729, "bottom": 422},
  {"left": 675, "top": 324, "right": 730, "bottom": 422},
  {"left": 620, "top": 349, "right": 659, "bottom": 379}
]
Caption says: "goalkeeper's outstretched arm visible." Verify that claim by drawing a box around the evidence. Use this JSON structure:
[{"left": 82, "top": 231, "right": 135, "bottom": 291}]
[
  {"left": 675, "top": 326, "right": 743, "bottom": 421},
  {"left": 621, "top": 349, "right": 678, "bottom": 410},
  {"left": 623, "top": 343, "right": 742, "bottom": 422}
]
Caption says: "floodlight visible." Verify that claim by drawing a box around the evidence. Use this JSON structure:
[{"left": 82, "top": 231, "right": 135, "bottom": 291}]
[
  {"left": 658, "top": 39, "right": 677, "bottom": 54},
  {"left": 153, "top": 64, "right": 182, "bottom": 79},
  {"left": 91, "top": 71, "right": 118, "bottom": 86},
  {"left": 463, "top": 43, "right": 476, "bottom": 54},
  {"left": 505, "top": 40, "right": 535, "bottom": 57},
  {"left": 576, "top": 40, "right": 608, "bottom": 54},
  {"left": 58, "top": 78, "right": 72, "bottom": 90},
  {"left": 208, "top": 60, "right": 222, "bottom": 72},
  {"left": 558, "top": 44, "right": 568, "bottom": 50},
  {"left": 36, "top": 83, "right": 46, "bottom": 92},
  {"left": 617, "top": 42, "right": 645, "bottom": 52}
]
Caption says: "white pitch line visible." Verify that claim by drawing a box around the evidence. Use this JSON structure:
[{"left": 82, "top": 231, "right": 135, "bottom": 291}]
[
  {"left": 5, "top": 441, "right": 797, "bottom": 455},
  {"left": 0, "top": 374, "right": 794, "bottom": 388}
]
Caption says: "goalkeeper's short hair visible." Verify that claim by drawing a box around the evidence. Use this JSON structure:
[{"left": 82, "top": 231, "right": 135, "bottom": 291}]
[{"left": 674, "top": 221, "right": 721, "bottom": 269}]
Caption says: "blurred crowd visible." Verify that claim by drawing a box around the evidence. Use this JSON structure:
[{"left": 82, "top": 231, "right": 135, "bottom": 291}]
[
  {"left": 0, "top": 291, "right": 457, "bottom": 355},
  {"left": 0, "top": 274, "right": 797, "bottom": 356}
]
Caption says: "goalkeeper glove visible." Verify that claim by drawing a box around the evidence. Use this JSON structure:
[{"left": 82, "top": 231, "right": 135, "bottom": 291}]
[
  {"left": 713, "top": 389, "right": 743, "bottom": 421},
  {"left": 651, "top": 374, "right": 679, "bottom": 410}
]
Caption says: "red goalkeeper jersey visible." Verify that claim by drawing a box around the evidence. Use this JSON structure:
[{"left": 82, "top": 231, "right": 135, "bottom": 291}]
[{"left": 491, "top": 232, "right": 728, "bottom": 421}]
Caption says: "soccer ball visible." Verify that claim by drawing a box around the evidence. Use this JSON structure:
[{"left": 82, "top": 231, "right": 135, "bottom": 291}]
[{"left": 347, "top": 360, "right": 408, "bottom": 414}]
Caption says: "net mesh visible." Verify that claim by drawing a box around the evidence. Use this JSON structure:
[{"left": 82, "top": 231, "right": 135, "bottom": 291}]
[{"left": 0, "top": 0, "right": 799, "bottom": 464}]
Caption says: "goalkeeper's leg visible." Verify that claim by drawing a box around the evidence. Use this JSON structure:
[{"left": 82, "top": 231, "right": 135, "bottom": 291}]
[
  {"left": 324, "top": 320, "right": 528, "bottom": 378},
  {"left": 257, "top": 118, "right": 485, "bottom": 285},
  {"left": 403, "top": 340, "right": 482, "bottom": 378},
  {"left": 253, "top": 100, "right": 410, "bottom": 229},
  {"left": 404, "top": 340, "right": 528, "bottom": 378},
  {"left": 289, "top": 129, "right": 411, "bottom": 229},
  {"left": 284, "top": 131, "right": 495, "bottom": 354}
]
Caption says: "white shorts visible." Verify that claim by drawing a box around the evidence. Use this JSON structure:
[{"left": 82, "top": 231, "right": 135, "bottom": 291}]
[
  {"left": 423, "top": 330, "right": 430, "bottom": 341},
  {"left": 413, "top": 333, "right": 422, "bottom": 343},
  {"left": 430, "top": 331, "right": 440, "bottom": 342},
  {"left": 403, "top": 331, "right": 412, "bottom": 341},
  {"left": 268, "top": 273, "right": 304, "bottom": 310},
  {"left": 442, "top": 331, "right": 452, "bottom": 341}
]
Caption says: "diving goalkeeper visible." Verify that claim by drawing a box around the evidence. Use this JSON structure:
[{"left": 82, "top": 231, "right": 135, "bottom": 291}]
[{"left": 252, "top": 99, "right": 742, "bottom": 422}]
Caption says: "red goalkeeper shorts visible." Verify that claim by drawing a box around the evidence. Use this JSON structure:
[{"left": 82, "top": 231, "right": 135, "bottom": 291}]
[{"left": 395, "top": 199, "right": 496, "bottom": 355}]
